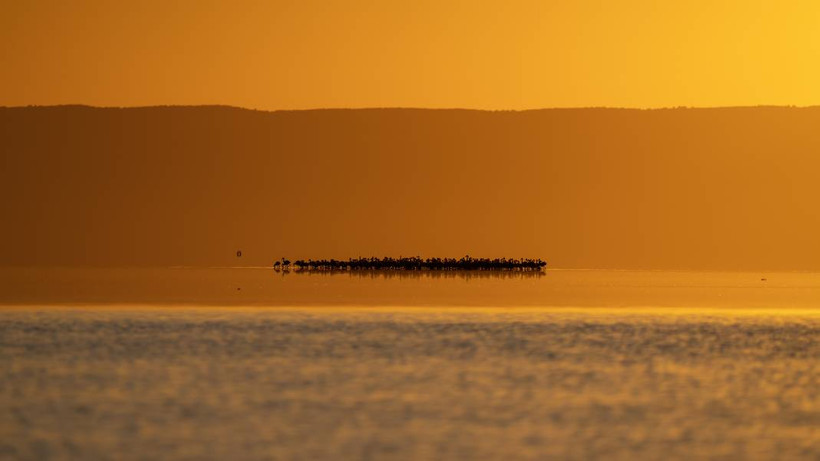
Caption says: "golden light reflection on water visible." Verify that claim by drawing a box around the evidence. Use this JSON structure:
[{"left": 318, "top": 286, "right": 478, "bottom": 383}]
[
  {"left": 2, "top": 269, "right": 819, "bottom": 459},
  {"left": 1, "top": 305, "right": 818, "bottom": 459},
  {"left": 5, "top": 304, "right": 820, "bottom": 321}
]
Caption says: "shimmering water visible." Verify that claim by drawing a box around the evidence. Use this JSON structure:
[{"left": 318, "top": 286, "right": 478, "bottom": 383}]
[{"left": 1, "top": 269, "right": 819, "bottom": 459}]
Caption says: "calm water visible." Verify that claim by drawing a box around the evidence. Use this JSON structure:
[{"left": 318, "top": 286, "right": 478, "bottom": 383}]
[
  {"left": 1, "top": 269, "right": 819, "bottom": 459},
  {"left": 4, "top": 267, "right": 820, "bottom": 309}
]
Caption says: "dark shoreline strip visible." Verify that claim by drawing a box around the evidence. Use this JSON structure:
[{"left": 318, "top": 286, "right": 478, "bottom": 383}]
[{"left": 273, "top": 256, "right": 547, "bottom": 271}]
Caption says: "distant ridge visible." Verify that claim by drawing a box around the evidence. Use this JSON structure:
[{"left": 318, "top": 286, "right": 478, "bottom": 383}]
[
  {"left": 4, "top": 103, "right": 818, "bottom": 112},
  {"left": 4, "top": 105, "right": 820, "bottom": 270}
]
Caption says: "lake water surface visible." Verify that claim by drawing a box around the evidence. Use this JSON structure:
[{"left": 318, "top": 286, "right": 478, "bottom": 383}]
[{"left": 1, "top": 269, "right": 818, "bottom": 459}]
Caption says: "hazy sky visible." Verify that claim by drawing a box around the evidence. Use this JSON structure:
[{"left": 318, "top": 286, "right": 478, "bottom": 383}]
[{"left": 2, "top": 1, "right": 819, "bottom": 109}]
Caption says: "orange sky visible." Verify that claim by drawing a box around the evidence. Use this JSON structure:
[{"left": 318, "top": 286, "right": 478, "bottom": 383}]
[{"left": 2, "top": 1, "right": 819, "bottom": 109}]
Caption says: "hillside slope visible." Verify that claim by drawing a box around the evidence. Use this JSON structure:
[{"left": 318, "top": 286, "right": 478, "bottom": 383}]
[{"left": 2, "top": 105, "right": 819, "bottom": 269}]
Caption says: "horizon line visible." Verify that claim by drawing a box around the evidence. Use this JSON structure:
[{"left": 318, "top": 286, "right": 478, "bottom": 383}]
[{"left": 2, "top": 103, "right": 820, "bottom": 113}]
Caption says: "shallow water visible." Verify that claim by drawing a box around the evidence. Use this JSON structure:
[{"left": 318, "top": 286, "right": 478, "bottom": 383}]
[
  {"left": 1, "top": 269, "right": 819, "bottom": 459},
  {"left": 3, "top": 267, "right": 820, "bottom": 309}
]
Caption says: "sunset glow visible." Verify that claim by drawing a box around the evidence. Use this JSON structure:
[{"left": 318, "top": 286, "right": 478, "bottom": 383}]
[
  {"left": 3, "top": 2, "right": 820, "bottom": 459},
  {"left": 3, "top": 1, "right": 820, "bottom": 109}
]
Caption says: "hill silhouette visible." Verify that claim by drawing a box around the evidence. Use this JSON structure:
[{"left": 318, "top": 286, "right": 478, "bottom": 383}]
[{"left": 2, "top": 105, "right": 820, "bottom": 270}]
